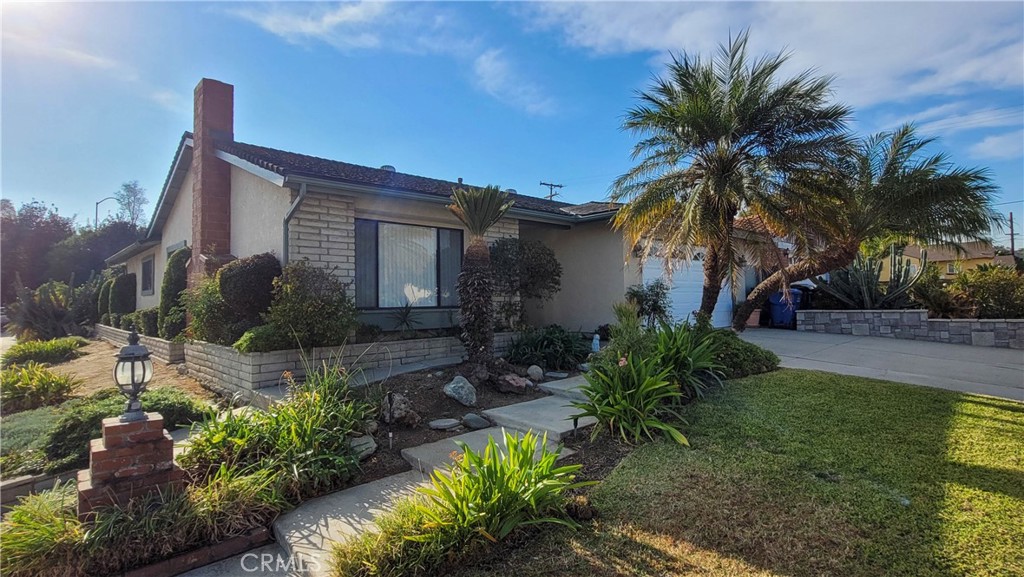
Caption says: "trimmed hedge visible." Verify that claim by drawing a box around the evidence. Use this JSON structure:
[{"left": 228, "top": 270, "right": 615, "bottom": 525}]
[
  {"left": 138, "top": 308, "right": 159, "bottom": 336},
  {"left": 218, "top": 253, "right": 281, "bottom": 319},
  {"left": 108, "top": 273, "right": 136, "bottom": 315},
  {"left": 710, "top": 330, "right": 780, "bottom": 379},
  {"left": 159, "top": 247, "right": 191, "bottom": 339},
  {"left": 97, "top": 279, "right": 112, "bottom": 319}
]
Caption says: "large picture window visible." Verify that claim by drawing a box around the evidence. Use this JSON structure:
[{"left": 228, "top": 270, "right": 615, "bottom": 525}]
[{"left": 355, "top": 219, "right": 462, "bottom": 308}]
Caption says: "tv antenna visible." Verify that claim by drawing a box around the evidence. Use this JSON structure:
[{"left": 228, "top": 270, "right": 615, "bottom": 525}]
[{"left": 540, "top": 181, "right": 564, "bottom": 200}]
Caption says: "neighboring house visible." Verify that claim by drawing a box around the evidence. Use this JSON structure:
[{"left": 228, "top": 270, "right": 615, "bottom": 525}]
[
  {"left": 107, "top": 79, "right": 761, "bottom": 334},
  {"left": 896, "top": 241, "right": 1010, "bottom": 280}
]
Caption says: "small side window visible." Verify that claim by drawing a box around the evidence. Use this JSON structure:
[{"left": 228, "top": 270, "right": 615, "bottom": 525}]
[{"left": 141, "top": 256, "right": 155, "bottom": 295}]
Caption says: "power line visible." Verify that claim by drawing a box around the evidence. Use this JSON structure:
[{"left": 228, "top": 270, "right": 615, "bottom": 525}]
[{"left": 539, "top": 181, "right": 564, "bottom": 200}]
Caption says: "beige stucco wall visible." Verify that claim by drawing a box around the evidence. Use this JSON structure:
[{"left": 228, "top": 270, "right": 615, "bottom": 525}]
[
  {"left": 522, "top": 220, "right": 635, "bottom": 331},
  {"left": 230, "top": 166, "right": 291, "bottom": 259}
]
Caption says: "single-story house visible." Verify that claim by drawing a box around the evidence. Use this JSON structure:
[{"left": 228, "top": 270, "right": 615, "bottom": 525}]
[
  {"left": 876, "top": 242, "right": 1015, "bottom": 281},
  {"left": 107, "top": 78, "right": 762, "bottom": 336}
]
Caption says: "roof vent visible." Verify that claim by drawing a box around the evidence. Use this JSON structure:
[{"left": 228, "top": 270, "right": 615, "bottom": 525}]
[
  {"left": 505, "top": 188, "right": 517, "bottom": 194},
  {"left": 380, "top": 165, "right": 396, "bottom": 172},
  {"left": 457, "top": 177, "right": 463, "bottom": 184}
]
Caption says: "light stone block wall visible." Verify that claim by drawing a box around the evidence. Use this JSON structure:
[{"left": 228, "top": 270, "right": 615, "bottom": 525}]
[
  {"left": 96, "top": 324, "right": 186, "bottom": 363},
  {"left": 796, "top": 310, "right": 1024, "bottom": 349},
  {"left": 287, "top": 191, "right": 357, "bottom": 283}
]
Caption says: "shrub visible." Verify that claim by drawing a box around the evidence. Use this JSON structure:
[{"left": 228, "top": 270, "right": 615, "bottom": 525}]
[
  {"left": 262, "top": 260, "right": 358, "bottom": 350},
  {"left": 626, "top": 278, "right": 671, "bottom": 326},
  {"left": 180, "top": 363, "right": 371, "bottom": 502},
  {"left": 1, "top": 362, "right": 81, "bottom": 414},
  {"left": 573, "top": 353, "right": 687, "bottom": 445},
  {"left": 137, "top": 307, "right": 159, "bottom": 337},
  {"left": 183, "top": 275, "right": 236, "bottom": 345},
  {"left": 590, "top": 301, "right": 655, "bottom": 373},
  {"left": 508, "top": 325, "right": 588, "bottom": 370},
  {"left": 99, "top": 313, "right": 110, "bottom": 326},
  {"left": 97, "top": 279, "right": 112, "bottom": 320},
  {"left": 951, "top": 266, "right": 1024, "bottom": 319},
  {"left": 158, "top": 247, "right": 191, "bottom": 339},
  {"left": 490, "top": 238, "right": 563, "bottom": 327},
  {"left": 709, "top": 329, "right": 779, "bottom": 379},
  {"left": 1, "top": 336, "right": 87, "bottom": 368},
  {"left": 6, "top": 282, "right": 82, "bottom": 341},
  {"left": 107, "top": 313, "right": 122, "bottom": 329},
  {"left": 811, "top": 252, "right": 922, "bottom": 310},
  {"left": 42, "top": 388, "right": 206, "bottom": 474},
  {"left": 0, "top": 481, "right": 84, "bottom": 576},
  {"left": 217, "top": 253, "right": 280, "bottom": 320},
  {"left": 108, "top": 273, "right": 136, "bottom": 315},
  {"left": 70, "top": 275, "right": 101, "bottom": 326},
  {"left": 1, "top": 406, "right": 59, "bottom": 479},
  {"left": 652, "top": 322, "right": 723, "bottom": 400},
  {"left": 118, "top": 311, "right": 136, "bottom": 331},
  {"left": 332, "top": 431, "right": 586, "bottom": 577},
  {"left": 232, "top": 324, "right": 292, "bottom": 353}
]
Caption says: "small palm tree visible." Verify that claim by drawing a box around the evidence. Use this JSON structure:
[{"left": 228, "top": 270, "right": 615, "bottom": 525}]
[
  {"left": 731, "top": 124, "right": 1000, "bottom": 329},
  {"left": 448, "top": 185, "right": 514, "bottom": 366},
  {"left": 612, "top": 31, "right": 850, "bottom": 320}
]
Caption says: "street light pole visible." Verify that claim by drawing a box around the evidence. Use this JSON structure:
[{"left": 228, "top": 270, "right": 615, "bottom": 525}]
[{"left": 95, "top": 196, "right": 117, "bottom": 228}]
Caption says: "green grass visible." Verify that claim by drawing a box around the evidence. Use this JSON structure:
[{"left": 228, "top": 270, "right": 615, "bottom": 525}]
[{"left": 454, "top": 369, "right": 1024, "bottom": 577}]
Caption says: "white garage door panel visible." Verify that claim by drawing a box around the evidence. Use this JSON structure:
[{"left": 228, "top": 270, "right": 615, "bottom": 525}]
[{"left": 643, "top": 256, "right": 733, "bottom": 328}]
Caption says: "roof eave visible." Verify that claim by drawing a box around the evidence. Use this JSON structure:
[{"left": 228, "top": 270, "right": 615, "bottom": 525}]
[{"left": 105, "top": 239, "right": 162, "bottom": 266}]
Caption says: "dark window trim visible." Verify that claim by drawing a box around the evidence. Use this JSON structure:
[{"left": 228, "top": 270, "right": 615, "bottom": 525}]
[
  {"left": 166, "top": 240, "right": 187, "bottom": 255},
  {"left": 141, "top": 255, "right": 155, "bottom": 296},
  {"left": 355, "top": 218, "right": 463, "bottom": 311}
]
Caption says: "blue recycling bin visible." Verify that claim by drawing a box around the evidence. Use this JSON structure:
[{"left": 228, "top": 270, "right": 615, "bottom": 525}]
[{"left": 768, "top": 289, "right": 803, "bottom": 328}]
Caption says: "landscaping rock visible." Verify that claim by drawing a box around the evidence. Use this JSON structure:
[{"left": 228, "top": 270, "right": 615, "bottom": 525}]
[
  {"left": 545, "top": 371, "right": 570, "bottom": 379},
  {"left": 381, "top": 392, "right": 420, "bottom": 427},
  {"left": 175, "top": 365, "right": 189, "bottom": 376},
  {"left": 428, "top": 418, "right": 462, "bottom": 431},
  {"left": 578, "top": 363, "right": 591, "bottom": 372},
  {"left": 444, "top": 376, "right": 477, "bottom": 407},
  {"left": 498, "top": 373, "right": 532, "bottom": 394},
  {"left": 527, "top": 365, "right": 544, "bottom": 382},
  {"left": 462, "top": 413, "right": 491, "bottom": 430},
  {"left": 362, "top": 420, "right": 379, "bottom": 436},
  {"left": 348, "top": 435, "right": 377, "bottom": 460}
]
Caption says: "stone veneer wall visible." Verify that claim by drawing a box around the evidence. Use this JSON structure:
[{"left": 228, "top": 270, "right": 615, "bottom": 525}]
[
  {"left": 185, "top": 332, "right": 516, "bottom": 396},
  {"left": 287, "top": 191, "right": 356, "bottom": 282},
  {"left": 96, "top": 324, "right": 186, "bottom": 364},
  {"left": 796, "top": 310, "right": 1024, "bottom": 349}
]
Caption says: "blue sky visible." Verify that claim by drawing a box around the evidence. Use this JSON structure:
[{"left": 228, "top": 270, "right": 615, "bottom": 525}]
[{"left": 3, "top": 1, "right": 1022, "bottom": 246}]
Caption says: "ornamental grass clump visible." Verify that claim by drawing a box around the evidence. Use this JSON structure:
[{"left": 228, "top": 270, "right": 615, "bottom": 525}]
[
  {"left": 0, "top": 362, "right": 81, "bottom": 414},
  {"left": 332, "top": 430, "right": 588, "bottom": 577},
  {"left": 652, "top": 322, "right": 724, "bottom": 400},
  {"left": 0, "top": 336, "right": 88, "bottom": 368}
]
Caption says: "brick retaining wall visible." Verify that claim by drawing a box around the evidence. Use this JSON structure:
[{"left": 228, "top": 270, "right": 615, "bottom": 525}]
[
  {"left": 796, "top": 310, "right": 1024, "bottom": 349},
  {"left": 96, "top": 324, "right": 185, "bottom": 364},
  {"left": 185, "top": 332, "right": 516, "bottom": 396}
]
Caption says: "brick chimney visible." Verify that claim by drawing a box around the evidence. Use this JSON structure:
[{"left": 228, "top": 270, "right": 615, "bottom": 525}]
[{"left": 189, "top": 78, "right": 235, "bottom": 285}]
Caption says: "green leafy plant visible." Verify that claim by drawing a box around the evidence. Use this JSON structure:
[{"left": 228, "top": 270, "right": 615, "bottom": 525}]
[
  {"left": 332, "top": 430, "right": 587, "bottom": 577},
  {"left": 626, "top": 279, "right": 671, "bottom": 326},
  {"left": 261, "top": 260, "right": 358, "bottom": 350},
  {"left": 590, "top": 301, "right": 655, "bottom": 374},
  {"left": 107, "top": 273, "right": 136, "bottom": 315},
  {"left": 70, "top": 274, "right": 101, "bottom": 326},
  {"left": 573, "top": 353, "right": 688, "bottom": 445},
  {"left": 448, "top": 185, "right": 514, "bottom": 366},
  {"left": 812, "top": 249, "right": 926, "bottom": 310},
  {"left": 217, "top": 252, "right": 281, "bottom": 324},
  {"left": 709, "top": 329, "right": 780, "bottom": 379},
  {"left": 6, "top": 281, "right": 83, "bottom": 341},
  {"left": 1, "top": 336, "right": 87, "bottom": 368},
  {"left": 490, "top": 238, "right": 563, "bottom": 327},
  {"left": 158, "top": 246, "right": 190, "bottom": 339},
  {"left": 508, "top": 325, "right": 588, "bottom": 370},
  {"left": 137, "top": 307, "right": 159, "bottom": 336},
  {"left": 232, "top": 323, "right": 292, "bottom": 353},
  {"left": 97, "top": 278, "right": 112, "bottom": 322},
  {"left": 389, "top": 301, "right": 422, "bottom": 333},
  {"left": 652, "top": 322, "right": 723, "bottom": 400},
  {"left": 950, "top": 266, "right": 1024, "bottom": 319},
  {"left": 183, "top": 274, "right": 237, "bottom": 345},
  {"left": 1, "top": 362, "right": 81, "bottom": 414}
]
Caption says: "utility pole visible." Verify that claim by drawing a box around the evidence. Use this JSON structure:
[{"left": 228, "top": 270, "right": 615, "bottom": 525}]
[
  {"left": 1011, "top": 212, "right": 1016, "bottom": 256},
  {"left": 539, "top": 181, "right": 564, "bottom": 200}
]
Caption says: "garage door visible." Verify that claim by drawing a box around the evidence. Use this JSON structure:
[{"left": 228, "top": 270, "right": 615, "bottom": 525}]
[{"left": 642, "top": 255, "right": 734, "bottom": 328}]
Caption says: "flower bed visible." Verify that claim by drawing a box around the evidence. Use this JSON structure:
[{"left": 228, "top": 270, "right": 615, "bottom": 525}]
[{"left": 796, "top": 310, "right": 1024, "bottom": 348}]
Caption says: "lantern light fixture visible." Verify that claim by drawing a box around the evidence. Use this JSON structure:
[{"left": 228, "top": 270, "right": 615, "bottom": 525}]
[{"left": 113, "top": 327, "right": 153, "bottom": 422}]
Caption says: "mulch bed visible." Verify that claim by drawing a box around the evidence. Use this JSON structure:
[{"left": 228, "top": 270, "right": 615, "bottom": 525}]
[{"left": 353, "top": 362, "right": 554, "bottom": 484}]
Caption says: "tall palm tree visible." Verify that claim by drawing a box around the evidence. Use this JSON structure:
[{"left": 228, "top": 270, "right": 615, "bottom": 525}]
[
  {"left": 731, "top": 124, "right": 1000, "bottom": 329},
  {"left": 448, "top": 185, "right": 514, "bottom": 366},
  {"left": 611, "top": 31, "right": 851, "bottom": 320}
]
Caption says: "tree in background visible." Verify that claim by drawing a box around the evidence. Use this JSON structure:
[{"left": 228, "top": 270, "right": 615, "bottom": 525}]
[
  {"left": 611, "top": 31, "right": 850, "bottom": 321},
  {"left": 1, "top": 200, "right": 75, "bottom": 303},
  {"left": 45, "top": 221, "right": 141, "bottom": 287},
  {"left": 114, "top": 180, "right": 149, "bottom": 228}
]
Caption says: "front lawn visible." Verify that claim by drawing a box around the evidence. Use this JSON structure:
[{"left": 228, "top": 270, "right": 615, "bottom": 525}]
[{"left": 456, "top": 369, "right": 1024, "bottom": 577}]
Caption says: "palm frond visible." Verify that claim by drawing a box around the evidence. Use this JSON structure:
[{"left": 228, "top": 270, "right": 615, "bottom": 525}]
[{"left": 448, "top": 185, "right": 514, "bottom": 237}]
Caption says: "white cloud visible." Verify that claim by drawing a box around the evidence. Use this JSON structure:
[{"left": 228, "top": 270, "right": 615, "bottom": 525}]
[
  {"left": 970, "top": 130, "right": 1024, "bottom": 160},
  {"left": 5, "top": 32, "right": 119, "bottom": 69},
  {"left": 919, "top": 107, "right": 1024, "bottom": 136},
  {"left": 473, "top": 49, "right": 556, "bottom": 116},
  {"left": 522, "top": 2, "right": 1023, "bottom": 109},
  {"left": 229, "top": 2, "right": 389, "bottom": 50}
]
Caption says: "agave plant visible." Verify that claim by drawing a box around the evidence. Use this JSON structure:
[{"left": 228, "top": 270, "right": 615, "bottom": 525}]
[
  {"left": 812, "top": 247, "right": 927, "bottom": 310},
  {"left": 448, "top": 185, "right": 514, "bottom": 366}
]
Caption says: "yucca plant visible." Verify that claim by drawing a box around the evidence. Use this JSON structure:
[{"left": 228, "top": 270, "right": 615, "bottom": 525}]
[
  {"left": 653, "top": 322, "right": 724, "bottom": 400},
  {"left": 573, "top": 353, "right": 688, "bottom": 445},
  {"left": 448, "top": 185, "right": 514, "bottom": 367},
  {"left": 331, "top": 430, "right": 588, "bottom": 577}
]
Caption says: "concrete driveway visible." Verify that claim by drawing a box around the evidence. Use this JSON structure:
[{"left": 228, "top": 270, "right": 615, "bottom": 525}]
[{"left": 740, "top": 328, "right": 1024, "bottom": 402}]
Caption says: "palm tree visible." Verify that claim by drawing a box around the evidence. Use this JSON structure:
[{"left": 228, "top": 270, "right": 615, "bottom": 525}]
[
  {"left": 731, "top": 124, "right": 1000, "bottom": 330},
  {"left": 611, "top": 31, "right": 850, "bottom": 320},
  {"left": 448, "top": 185, "right": 514, "bottom": 366}
]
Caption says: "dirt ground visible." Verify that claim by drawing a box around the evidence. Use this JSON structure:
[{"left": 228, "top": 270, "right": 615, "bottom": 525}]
[{"left": 59, "top": 340, "right": 217, "bottom": 402}]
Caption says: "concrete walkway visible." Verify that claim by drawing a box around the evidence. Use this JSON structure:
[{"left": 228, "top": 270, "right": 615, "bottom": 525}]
[
  {"left": 740, "top": 328, "right": 1024, "bottom": 402},
  {"left": 181, "top": 375, "right": 590, "bottom": 576}
]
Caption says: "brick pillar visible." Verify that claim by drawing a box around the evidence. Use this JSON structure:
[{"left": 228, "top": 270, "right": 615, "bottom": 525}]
[
  {"left": 77, "top": 412, "right": 184, "bottom": 521},
  {"left": 189, "top": 78, "right": 235, "bottom": 287}
]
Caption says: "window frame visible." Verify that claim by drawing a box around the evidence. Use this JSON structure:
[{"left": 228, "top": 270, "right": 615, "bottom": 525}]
[
  {"left": 946, "top": 262, "right": 956, "bottom": 275},
  {"left": 141, "top": 255, "right": 155, "bottom": 296},
  {"left": 355, "top": 218, "right": 463, "bottom": 310}
]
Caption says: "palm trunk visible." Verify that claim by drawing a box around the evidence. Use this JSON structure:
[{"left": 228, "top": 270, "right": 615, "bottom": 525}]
[
  {"left": 699, "top": 244, "right": 725, "bottom": 320},
  {"left": 731, "top": 244, "right": 859, "bottom": 331},
  {"left": 458, "top": 235, "right": 494, "bottom": 366}
]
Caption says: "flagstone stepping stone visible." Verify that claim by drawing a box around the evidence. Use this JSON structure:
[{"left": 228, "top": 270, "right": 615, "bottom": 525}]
[
  {"left": 461, "top": 413, "right": 491, "bottom": 430},
  {"left": 545, "top": 371, "right": 570, "bottom": 379},
  {"left": 428, "top": 418, "right": 462, "bottom": 431}
]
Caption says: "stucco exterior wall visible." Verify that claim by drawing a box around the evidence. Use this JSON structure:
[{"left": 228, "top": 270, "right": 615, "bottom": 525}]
[
  {"left": 230, "top": 166, "right": 291, "bottom": 259},
  {"left": 521, "top": 220, "right": 634, "bottom": 331}
]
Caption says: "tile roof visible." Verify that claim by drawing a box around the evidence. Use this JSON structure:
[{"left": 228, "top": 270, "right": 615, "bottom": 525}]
[
  {"left": 904, "top": 241, "right": 995, "bottom": 261},
  {"left": 215, "top": 137, "right": 581, "bottom": 217}
]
